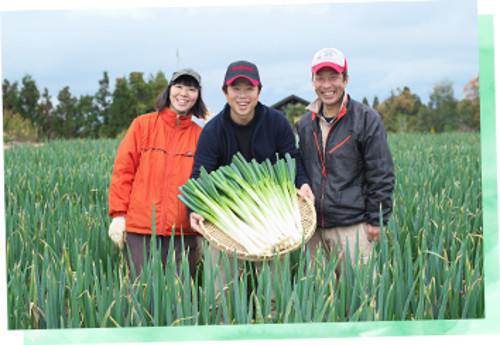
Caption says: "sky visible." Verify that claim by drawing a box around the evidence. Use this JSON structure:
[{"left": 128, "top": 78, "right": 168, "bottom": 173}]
[{"left": 0, "top": 0, "right": 479, "bottom": 115}]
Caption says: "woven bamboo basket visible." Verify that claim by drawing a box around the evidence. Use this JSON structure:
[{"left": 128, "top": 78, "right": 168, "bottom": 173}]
[{"left": 199, "top": 192, "right": 316, "bottom": 262}]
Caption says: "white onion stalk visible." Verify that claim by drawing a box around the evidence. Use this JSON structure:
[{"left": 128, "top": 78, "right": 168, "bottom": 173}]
[{"left": 178, "top": 153, "right": 304, "bottom": 256}]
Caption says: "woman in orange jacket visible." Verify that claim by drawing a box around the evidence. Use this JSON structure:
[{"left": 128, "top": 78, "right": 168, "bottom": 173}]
[{"left": 107, "top": 68, "right": 208, "bottom": 277}]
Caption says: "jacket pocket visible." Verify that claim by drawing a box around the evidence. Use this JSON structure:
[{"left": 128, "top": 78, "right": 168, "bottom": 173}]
[
  {"left": 340, "top": 184, "right": 366, "bottom": 212},
  {"left": 127, "top": 196, "right": 156, "bottom": 233},
  {"left": 328, "top": 135, "right": 351, "bottom": 155}
]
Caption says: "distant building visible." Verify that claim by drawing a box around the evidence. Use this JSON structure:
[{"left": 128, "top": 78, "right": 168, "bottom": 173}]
[
  {"left": 271, "top": 95, "right": 311, "bottom": 128},
  {"left": 271, "top": 94, "right": 310, "bottom": 113}
]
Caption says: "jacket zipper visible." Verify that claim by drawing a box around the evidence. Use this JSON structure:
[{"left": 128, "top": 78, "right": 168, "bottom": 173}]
[
  {"left": 313, "top": 130, "right": 327, "bottom": 228},
  {"left": 160, "top": 115, "right": 179, "bottom": 235},
  {"left": 315, "top": 115, "right": 344, "bottom": 228}
]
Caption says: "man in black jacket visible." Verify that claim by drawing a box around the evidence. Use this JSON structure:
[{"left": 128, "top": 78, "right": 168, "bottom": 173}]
[
  {"left": 190, "top": 60, "right": 314, "bottom": 230},
  {"left": 296, "top": 47, "right": 394, "bottom": 268},
  {"left": 189, "top": 60, "right": 314, "bottom": 310}
]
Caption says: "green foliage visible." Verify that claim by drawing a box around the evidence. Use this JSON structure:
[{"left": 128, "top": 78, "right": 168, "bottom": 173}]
[
  {"left": 129, "top": 72, "right": 154, "bottom": 116},
  {"left": 99, "top": 72, "right": 167, "bottom": 138},
  {"left": 4, "top": 133, "right": 483, "bottom": 328},
  {"left": 94, "top": 71, "right": 112, "bottom": 134},
  {"left": 36, "top": 88, "right": 57, "bottom": 140},
  {"left": 3, "top": 71, "right": 168, "bottom": 141},
  {"left": 104, "top": 77, "right": 137, "bottom": 138},
  {"left": 2, "top": 79, "right": 22, "bottom": 114},
  {"left": 148, "top": 71, "right": 169, "bottom": 100},
  {"left": 55, "top": 86, "right": 79, "bottom": 139},
  {"left": 457, "top": 98, "right": 480, "bottom": 131},
  {"left": 421, "top": 78, "right": 458, "bottom": 132},
  {"left": 76, "top": 94, "right": 101, "bottom": 138},
  {"left": 459, "top": 74, "right": 480, "bottom": 131},
  {"left": 376, "top": 86, "right": 420, "bottom": 132},
  {"left": 283, "top": 103, "right": 308, "bottom": 128},
  {"left": 3, "top": 108, "right": 39, "bottom": 142},
  {"left": 19, "top": 74, "right": 40, "bottom": 123},
  {"left": 375, "top": 77, "right": 479, "bottom": 133}
]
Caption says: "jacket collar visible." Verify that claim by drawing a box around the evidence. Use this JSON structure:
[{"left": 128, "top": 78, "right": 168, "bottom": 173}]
[
  {"left": 159, "top": 107, "right": 194, "bottom": 128},
  {"left": 308, "top": 93, "right": 348, "bottom": 121}
]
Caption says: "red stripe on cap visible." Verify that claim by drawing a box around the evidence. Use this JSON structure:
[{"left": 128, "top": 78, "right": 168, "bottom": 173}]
[
  {"left": 232, "top": 66, "right": 254, "bottom": 72},
  {"left": 225, "top": 76, "right": 260, "bottom": 86},
  {"left": 312, "top": 61, "right": 345, "bottom": 74}
]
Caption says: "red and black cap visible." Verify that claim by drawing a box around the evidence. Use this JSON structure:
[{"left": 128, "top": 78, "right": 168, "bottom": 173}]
[{"left": 224, "top": 60, "right": 261, "bottom": 86}]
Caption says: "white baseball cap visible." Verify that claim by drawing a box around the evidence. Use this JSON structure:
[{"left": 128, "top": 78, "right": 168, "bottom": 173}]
[{"left": 311, "top": 48, "right": 347, "bottom": 74}]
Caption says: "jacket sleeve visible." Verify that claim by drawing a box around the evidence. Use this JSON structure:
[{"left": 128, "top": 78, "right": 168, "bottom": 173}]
[
  {"left": 185, "top": 120, "right": 222, "bottom": 217},
  {"left": 363, "top": 112, "right": 395, "bottom": 226},
  {"left": 190, "top": 121, "right": 221, "bottom": 180},
  {"left": 108, "top": 119, "right": 142, "bottom": 218},
  {"left": 274, "top": 111, "right": 311, "bottom": 188},
  {"left": 294, "top": 154, "right": 312, "bottom": 188}
]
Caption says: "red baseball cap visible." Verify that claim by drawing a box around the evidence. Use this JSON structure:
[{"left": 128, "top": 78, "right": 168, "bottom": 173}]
[{"left": 311, "top": 48, "right": 347, "bottom": 74}]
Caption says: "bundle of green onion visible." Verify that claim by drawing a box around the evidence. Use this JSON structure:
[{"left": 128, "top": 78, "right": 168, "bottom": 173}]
[{"left": 178, "top": 153, "right": 304, "bottom": 256}]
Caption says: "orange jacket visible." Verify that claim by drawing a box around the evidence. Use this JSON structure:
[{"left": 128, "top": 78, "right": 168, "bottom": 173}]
[{"left": 108, "top": 108, "right": 203, "bottom": 236}]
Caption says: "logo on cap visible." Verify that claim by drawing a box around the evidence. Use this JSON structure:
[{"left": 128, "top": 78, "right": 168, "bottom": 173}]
[
  {"left": 224, "top": 61, "right": 261, "bottom": 86},
  {"left": 311, "top": 48, "right": 347, "bottom": 74}
]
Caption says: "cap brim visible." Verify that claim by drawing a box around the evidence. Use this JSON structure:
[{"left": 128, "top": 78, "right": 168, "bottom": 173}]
[
  {"left": 171, "top": 72, "right": 201, "bottom": 84},
  {"left": 225, "top": 76, "right": 260, "bottom": 86},
  {"left": 312, "top": 62, "right": 345, "bottom": 74}
]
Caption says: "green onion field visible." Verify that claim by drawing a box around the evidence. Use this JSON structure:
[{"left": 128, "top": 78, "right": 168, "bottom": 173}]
[{"left": 4, "top": 132, "right": 483, "bottom": 328}]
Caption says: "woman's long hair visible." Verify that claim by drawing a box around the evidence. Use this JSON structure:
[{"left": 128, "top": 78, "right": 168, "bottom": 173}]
[{"left": 154, "top": 75, "right": 209, "bottom": 120}]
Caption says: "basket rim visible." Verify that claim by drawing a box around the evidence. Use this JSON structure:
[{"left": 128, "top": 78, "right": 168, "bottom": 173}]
[{"left": 199, "top": 192, "right": 316, "bottom": 262}]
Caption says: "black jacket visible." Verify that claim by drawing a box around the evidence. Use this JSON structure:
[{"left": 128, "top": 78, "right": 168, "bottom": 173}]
[
  {"left": 296, "top": 95, "right": 394, "bottom": 228},
  {"left": 191, "top": 102, "right": 311, "bottom": 188}
]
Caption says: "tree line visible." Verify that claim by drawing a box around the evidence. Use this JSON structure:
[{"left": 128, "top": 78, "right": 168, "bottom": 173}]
[
  {"left": 3, "top": 71, "right": 168, "bottom": 142},
  {"left": 2, "top": 72, "right": 479, "bottom": 143},
  {"left": 371, "top": 76, "right": 479, "bottom": 133}
]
